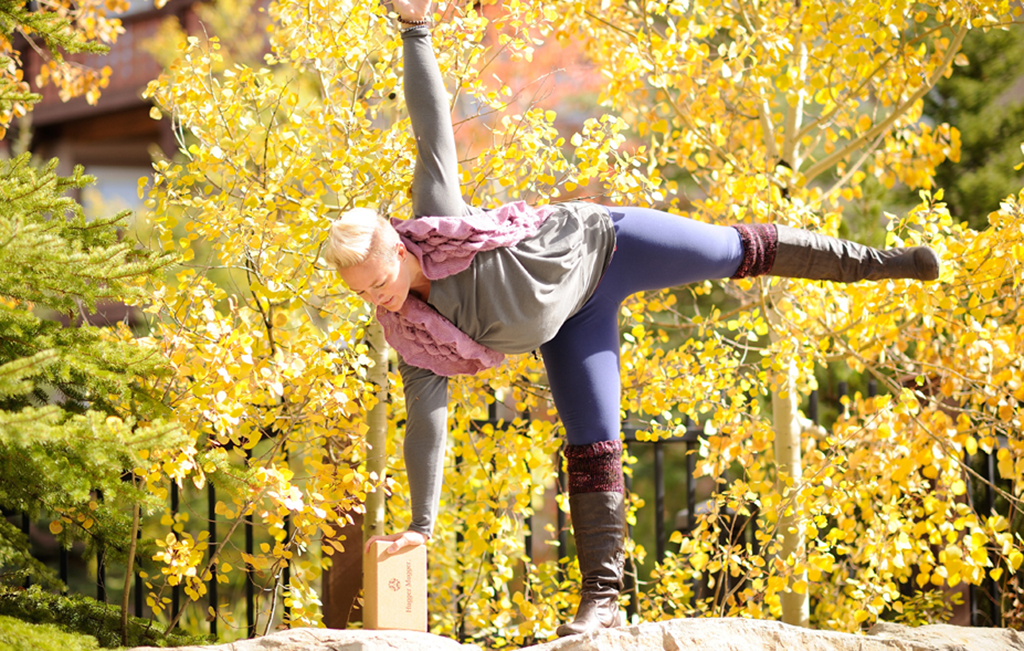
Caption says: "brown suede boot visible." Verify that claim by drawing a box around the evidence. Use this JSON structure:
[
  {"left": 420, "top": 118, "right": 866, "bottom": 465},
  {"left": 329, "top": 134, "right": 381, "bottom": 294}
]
[
  {"left": 557, "top": 440, "right": 627, "bottom": 638},
  {"left": 731, "top": 223, "right": 941, "bottom": 282},
  {"left": 555, "top": 491, "right": 626, "bottom": 637},
  {"left": 772, "top": 225, "right": 940, "bottom": 282}
]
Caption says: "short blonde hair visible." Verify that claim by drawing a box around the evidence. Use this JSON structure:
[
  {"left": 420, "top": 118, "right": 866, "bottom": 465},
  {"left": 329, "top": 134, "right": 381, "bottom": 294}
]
[{"left": 324, "top": 208, "right": 397, "bottom": 270}]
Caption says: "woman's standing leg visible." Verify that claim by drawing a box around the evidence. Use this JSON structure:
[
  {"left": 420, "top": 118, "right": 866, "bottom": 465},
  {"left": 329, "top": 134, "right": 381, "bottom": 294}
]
[{"left": 541, "top": 294, "right": 626, "bottom": 637}]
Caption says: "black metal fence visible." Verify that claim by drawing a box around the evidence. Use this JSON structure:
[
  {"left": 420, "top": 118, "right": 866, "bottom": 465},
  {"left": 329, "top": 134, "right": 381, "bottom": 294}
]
[
  {"left": 7, "top": 381, "right": 1008, "bottom": 639},
  {"left": 605, "top": 383, "right": 1005, "bottom": 628}
]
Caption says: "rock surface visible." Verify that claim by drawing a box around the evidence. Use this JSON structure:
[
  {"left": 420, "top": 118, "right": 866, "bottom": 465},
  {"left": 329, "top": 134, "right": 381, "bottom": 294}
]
[
  {"left": 527, "top": 618, "right": 1021, "bottom": 651},
  {"left": 868, "top": 621, "right": 1024, "bottom": 651},
  {"left": 129, "top": 618, "right": 1024, "bottom": 651},
  {"left": 129, "top": 627, "right": 481, "bottom": 651}
]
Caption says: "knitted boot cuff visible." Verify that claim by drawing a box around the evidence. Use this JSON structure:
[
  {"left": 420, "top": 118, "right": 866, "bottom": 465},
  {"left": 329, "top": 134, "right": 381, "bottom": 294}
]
[
  {"left": 564, "top": 440, "right": 625, "bottom": 495},
  {"left": 730, "top": 223, "right": 778, "bottom": 279}
]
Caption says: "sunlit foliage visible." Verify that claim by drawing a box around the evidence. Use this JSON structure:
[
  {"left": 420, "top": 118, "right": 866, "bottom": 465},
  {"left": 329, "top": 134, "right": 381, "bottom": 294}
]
[{"left": 140, "top": 0, "right": 1024, "bottom": 642}]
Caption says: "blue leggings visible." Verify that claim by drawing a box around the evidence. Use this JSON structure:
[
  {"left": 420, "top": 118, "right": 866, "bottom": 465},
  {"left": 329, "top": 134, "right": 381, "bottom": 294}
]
[{"left": 539, "top": 206, "right": 744, "bottom": 446}]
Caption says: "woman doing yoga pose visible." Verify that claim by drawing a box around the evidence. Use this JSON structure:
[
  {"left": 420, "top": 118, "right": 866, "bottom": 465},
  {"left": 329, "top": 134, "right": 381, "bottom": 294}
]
[{"left": 326, "top": 0, "right": 940, "bottom": 636}]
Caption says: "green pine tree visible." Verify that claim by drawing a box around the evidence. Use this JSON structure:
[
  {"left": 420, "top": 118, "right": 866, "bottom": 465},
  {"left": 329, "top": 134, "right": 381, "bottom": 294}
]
[
  {"left": 0, "top": 0, "right": 182, "bottom": 591},
  {"left": 924, "top": 24, "right": 1024, "bottom": 228},
  {"left": 0, "top": 154, "right": 182, "bottom": 587}
]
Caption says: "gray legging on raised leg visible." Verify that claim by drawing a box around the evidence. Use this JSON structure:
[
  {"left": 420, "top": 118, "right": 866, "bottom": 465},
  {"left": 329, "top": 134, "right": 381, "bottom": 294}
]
[{"left": 540, "top": 206, "right": 744, "bottom": 446}]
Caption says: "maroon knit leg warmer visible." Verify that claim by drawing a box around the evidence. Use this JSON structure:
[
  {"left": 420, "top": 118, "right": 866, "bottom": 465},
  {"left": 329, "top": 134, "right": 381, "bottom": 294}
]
[
  {"left": 731, "top": 224, "right": 778, "bottom": 279},
  {"left": 564, "top": 440, "right": 625, "bottom": 495}
]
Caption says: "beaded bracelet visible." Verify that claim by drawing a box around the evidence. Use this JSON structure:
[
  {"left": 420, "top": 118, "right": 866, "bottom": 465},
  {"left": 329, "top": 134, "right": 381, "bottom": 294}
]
[{"left": 398, "top": 16, "right": 431, "bottom": 25}]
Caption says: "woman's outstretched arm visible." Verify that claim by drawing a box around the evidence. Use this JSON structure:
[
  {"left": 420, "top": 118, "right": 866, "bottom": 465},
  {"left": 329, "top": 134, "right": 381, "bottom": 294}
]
[
  {"left": 364, "top": 358, "right": 449, "bottom": 555},
  {"left": 396, "top": 0, "right": 470, "bottom": 218}
]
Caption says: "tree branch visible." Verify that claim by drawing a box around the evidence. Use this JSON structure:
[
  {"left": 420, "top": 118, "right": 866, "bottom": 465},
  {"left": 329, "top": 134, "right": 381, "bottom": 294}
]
[{"left": 802, "top": 23, "right": 969, "bottom": 184}]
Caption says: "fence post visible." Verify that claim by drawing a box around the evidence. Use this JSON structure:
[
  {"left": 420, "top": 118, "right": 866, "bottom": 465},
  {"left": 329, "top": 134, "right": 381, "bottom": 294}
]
[
  {"left": 523, "top": 453, "right": 533, "bottom": 592},
  {"left": 96, "top": 490, "right": 106, "bottom": 603},
  {"left": 20, "top": 512, "right": 29, "bottom": 589},
  {"left": 207, "top": 482, "right": 218, "bottom": 637},
  {"left": 965, "top": 447, "right": 1001, "bottom": 626},
  {"left": 171, "top": 482, "right": 180, "bottom": 625},
  {"left": 686, "top": 417, "right": 696, "bottom": 534},
  {"left": 622, "top": 446, "right": 638, "bottom": 622},
  {"left": 455, "top": 451, "right": 465, "bottom": 643},
  {"left": 245, "top": 447, "right": 256, "bottom": 638},
  {"left": 557, "top": 448, "right": 567, "bottom": 582},
  {"left": 60, "top": 542, "right": 68, "bottom": 592},
  {"left": 134, "top": 529, "right": 143, "bottom": 617},
  {"left": 654, "top": 440, "right": 666, "bottom": 564},
  {"left": 986, "top": 451, "right": 1001, "bottom": 626},
  {"left": 283, "top": 513, "right": 291, "bottom": 627}
]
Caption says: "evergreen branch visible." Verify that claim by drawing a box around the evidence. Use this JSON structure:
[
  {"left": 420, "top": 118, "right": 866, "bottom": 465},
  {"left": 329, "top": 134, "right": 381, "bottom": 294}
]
[
  {"left": 0, "top": 79, "right": 41, "bottom": 104},
  {"left": 0, "top": 322, "right": 172, "bottom": 415},
  {"left": 0, "top": 518, "right": 60, "bottom": 588},
  {"left": 0, "top": 404, "right": 62, "bottom": 434},
  {"left": 0, "top": 349, "right": 58, "bottom": 400},
  {"left": 0, "top": 1, "right": 109, "bottom": 58}
]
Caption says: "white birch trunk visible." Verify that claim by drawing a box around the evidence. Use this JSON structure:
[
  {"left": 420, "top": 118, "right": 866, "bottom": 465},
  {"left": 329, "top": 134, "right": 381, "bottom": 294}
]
[
  {"left": 363, "top": 320, "right": 389, "bottom": 542},
  {"left": 769, "top": 287, "right": 810, "bottom": 627}
]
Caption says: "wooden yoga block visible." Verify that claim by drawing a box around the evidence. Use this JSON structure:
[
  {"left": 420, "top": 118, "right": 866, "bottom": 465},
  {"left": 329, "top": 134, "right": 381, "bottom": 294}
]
[{"left": 362, "top": 540, "right": 427, "bottom": 631}]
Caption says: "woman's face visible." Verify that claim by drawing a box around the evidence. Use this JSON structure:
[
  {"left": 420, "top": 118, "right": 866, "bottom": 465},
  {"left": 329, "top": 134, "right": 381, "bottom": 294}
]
[{"left": 339, "top": 242, "right": 414, "bottom": 312}]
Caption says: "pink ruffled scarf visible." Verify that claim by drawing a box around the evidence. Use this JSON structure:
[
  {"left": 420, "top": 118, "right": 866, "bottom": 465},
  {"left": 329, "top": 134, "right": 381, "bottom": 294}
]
[{"left": 375, "top": 201, "right": 554, "bottom": 376}]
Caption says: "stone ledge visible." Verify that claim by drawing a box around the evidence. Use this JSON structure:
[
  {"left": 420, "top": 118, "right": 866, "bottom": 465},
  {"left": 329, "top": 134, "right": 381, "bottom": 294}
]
[
  {"left": 130, "top": 627, "right": 480, "bottom": 651},
  {"left": 130, "top": 618, "right": 1024, "bottom": 651}
]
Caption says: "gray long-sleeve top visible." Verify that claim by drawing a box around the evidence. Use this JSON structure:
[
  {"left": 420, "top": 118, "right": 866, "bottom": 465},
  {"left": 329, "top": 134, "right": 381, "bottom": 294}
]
[{"left": 399, "top": 27, "right": 615, "bottom": 537}]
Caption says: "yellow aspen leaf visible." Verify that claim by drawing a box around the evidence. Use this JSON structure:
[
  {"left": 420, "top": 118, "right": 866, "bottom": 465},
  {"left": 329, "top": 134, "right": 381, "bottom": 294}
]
[
  {"left": 1009, "top": 550, "right": 1023, "bottom": 571},
  {"left": 690, "top": 551, "right": 709, "bottom": 571},
  {"left": 998, "top": 448, "right": 1013, "bottom": 479},
  {"left": 999, "top": 404, "right": 1014, "bottom": 421},
  {"left": 49, "top": 521, "right": 63, "bottom": 535},
  {"left": 811, "top": 553, "right": 835, "bottom": 573},
  {"left": 965, "top": 436, "right": 978, "bottom": 455}
]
